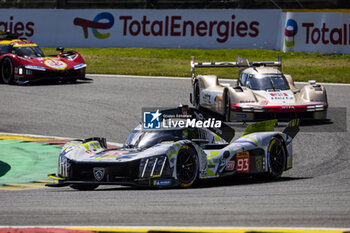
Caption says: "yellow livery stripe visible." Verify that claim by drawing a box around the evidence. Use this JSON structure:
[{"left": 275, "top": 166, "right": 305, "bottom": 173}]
[
  {"left": 0, "top": 182, "right": 48, "bottom": 190},
  {"left": 13, "top": 43, "right": 37, "bottom": 47},
  {"left": 241, "top": 136, "right": 258, "bottom": 146}
]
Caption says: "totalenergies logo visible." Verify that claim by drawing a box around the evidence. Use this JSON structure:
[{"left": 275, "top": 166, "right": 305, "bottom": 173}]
[
  {"left": 74, "top": 12, "right": 114, "bottom": 39},
  {"left": 284, "top": 19, "right": 298, "bottom": 47}
]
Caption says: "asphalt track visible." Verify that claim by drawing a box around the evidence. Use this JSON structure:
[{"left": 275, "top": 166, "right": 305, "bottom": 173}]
[{"left": 0, "top": 75, "right": 349, "bottom": 228}]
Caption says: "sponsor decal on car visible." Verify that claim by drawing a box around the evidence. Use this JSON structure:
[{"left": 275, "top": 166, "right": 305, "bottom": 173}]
[
  {"left": 269, "top": 92, "right": 293, "bottom": 100},
  {"left": 153, "top": 179, "right": 172, "bottom": 186},
  {"left": 260, "top": 100, "right": 269, "bottom": 105},
  {"left": 255, "top": 156, "right": 263, "bottom": 172},
  {"left": 225, "top": 160, "right": 235, "bottom": 171},
  {"left": 236, "top": 113, "right": 247, "bottom": 118},
  {"left": 240, "top": 100, "right": 255, "bottom": 103},
  {"left": 44, "top": 58, "right": 67, "bottom": 70},
  {"left": 93, "top": 150, "right": 130, "bottom": 160},
  {"left": 236, "top": 151, "right": 249, "bottom": 173},
  {"left": 93, "top": 167, "right": 105, "bottom": 181}
]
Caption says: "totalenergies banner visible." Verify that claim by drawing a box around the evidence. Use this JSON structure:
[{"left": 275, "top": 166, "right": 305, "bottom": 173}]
[
  {"left": 0, "top": 9, "right": 280, "bottom": 49},
  {"left": 281, "top": 12, "right": 350, "bottom": 54},
  {"left": 0, "top": 9, "right": 349, "bottom": 54}
]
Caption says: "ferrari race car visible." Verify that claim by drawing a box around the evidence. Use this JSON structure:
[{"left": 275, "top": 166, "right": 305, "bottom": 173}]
[
  {"left": 190, "top": 56, "right": 328, "bottom": 121},
  {"left": 0, "top": 31, "right": 87, "bottom": 84},
  {"left": 47, "top": 107, "right": 299, "bottom": 190}
]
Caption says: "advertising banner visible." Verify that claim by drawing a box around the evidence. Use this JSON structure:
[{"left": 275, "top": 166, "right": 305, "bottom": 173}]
[
  {"left": 281, "top": 12, "right": 350, "bottom": 54},
  {"left": 1, "top": 9, "right": 349, "bottom": 54},
  {"left": 0, "top": 9, "right": 280, "bottom": 49}
]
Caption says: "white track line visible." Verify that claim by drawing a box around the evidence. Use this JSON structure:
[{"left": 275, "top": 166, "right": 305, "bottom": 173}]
[{"left": 86, "top": 74, "right": 350, "bottom": 86}]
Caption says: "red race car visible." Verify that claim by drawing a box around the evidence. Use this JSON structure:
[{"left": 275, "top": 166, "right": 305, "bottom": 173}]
[{"left": 0, "top": 31, "right": 87, "bottom": 85}]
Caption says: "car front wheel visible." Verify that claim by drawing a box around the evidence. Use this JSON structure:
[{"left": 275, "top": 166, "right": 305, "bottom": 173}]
[
  {"left": 1, "top": 57, "right": 14, "bottom": 84},
  {"left": 176, "top": 146, "right": 198, "bottom": 188}
]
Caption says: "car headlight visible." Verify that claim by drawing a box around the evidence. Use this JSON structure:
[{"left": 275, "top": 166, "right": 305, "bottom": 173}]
[
  {"left": 18, "top": 67, "right": 32, "bottom": 76},
  {"left": 241, "top": 106, "right": 254, "bottom": 112},
  {"left": 307, "top": 104, "right": 325, "bottom": 112},
  {"left": 139, "top": 155, "right": 167, "bottom": 178},
  {"left": 58, "top": 154, "right": 71, "bottom": 178},
  {"left": 252, "top": 106, "right": 266, "bottom": 112},
  {"left": 241, "top": 106, "right": 266, "bottom": 112}
]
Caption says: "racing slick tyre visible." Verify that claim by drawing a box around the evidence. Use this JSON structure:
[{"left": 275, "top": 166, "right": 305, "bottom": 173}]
[
  {"left": 176, "top": 145, "right": 198, "bottom": 188},
  {"left": 69, "top": 184, "right": 99, "bottom": 191},
  {"left": 224, "top": 90, "right": 231, "bottom": 122},
  {"left": 267, "top": 137, "right": 286, "bottom": 178},
  {"left": 1, "top": 57, "right": 14, "bottom": 84},
  {"left": 193, "top": 81, "right": 200, "bottom": 109}
]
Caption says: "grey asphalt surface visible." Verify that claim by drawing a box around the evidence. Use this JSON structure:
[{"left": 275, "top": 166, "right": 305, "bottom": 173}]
[{"left": 0, "top": 75, "right": 349, "bottom": 228}]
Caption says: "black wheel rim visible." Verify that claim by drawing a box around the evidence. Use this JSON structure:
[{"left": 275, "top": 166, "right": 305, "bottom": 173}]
[
  {"left": 269, "top": 139, "right": 285, "bottom": 175},
  {"left": 176, "top": 149, "right": 196, "bottom": 184},
  {"left": 2, "top": 59, "right": 13, "bottom": 83}
]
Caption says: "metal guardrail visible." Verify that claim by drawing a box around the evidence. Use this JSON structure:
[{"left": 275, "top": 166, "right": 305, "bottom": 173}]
[{"left": 0, "top": 0, "right": 349, "bottom": 8}]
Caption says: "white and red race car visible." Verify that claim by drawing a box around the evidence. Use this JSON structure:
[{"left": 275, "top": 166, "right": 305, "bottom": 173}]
[{"left": 190, "top": 56, "right": 328, "bottom": 121}]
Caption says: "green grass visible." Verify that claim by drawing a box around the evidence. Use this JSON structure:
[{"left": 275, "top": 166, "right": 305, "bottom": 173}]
[{"left": 42, "top": 48, "right": 350, "bottom": 83}]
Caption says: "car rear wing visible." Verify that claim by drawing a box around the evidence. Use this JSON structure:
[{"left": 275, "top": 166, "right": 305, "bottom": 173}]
[
  {"left": 240, "top": 118, "right": 299, "bottom": 139},
  {"left": 282, "top": 119, "right": 300, "bottom": 139},
  {"left": 191, "top": 55, "right": 282, "bottom": 78},
  {"left": 0, "top": 30, "right": 20, "bottom": 40}
]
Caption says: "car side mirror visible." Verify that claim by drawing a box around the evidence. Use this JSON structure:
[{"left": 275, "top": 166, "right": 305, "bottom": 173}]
[
  {"left": 308, "top": 80, "right": 316, "bottom": 85},
  {"left": 56, "top": 47, "right": 64, "bottom": 53},
  {"left": 223, "top": 151, "right": 230, "bottom": 159}
]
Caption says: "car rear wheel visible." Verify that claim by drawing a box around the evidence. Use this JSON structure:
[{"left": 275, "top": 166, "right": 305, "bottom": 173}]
[
  {"left": 224, "top": 91, "right": 231, "bottom": 122},
  {"left": 69, "top": 184, "right": 99, "bottom": 191},
  {"left": 267, "top": 137, "right": 286, "bottom": 178},
  {"left": 176, "top": 146, "right": 198, "bottom": 188},
  {"left": 1, "top": 57, "right": 14, "bottom": 84}
]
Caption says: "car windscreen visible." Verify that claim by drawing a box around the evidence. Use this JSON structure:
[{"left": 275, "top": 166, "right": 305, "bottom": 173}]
[
  {"left": 246, "top": 74, "right": 290, "bottom": 91},
  {"left": 12, "top": 46, "right": 45, "bottom": 57},
  {"left": 124, "top": 129, "right": 184, "bottom": 149}
]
